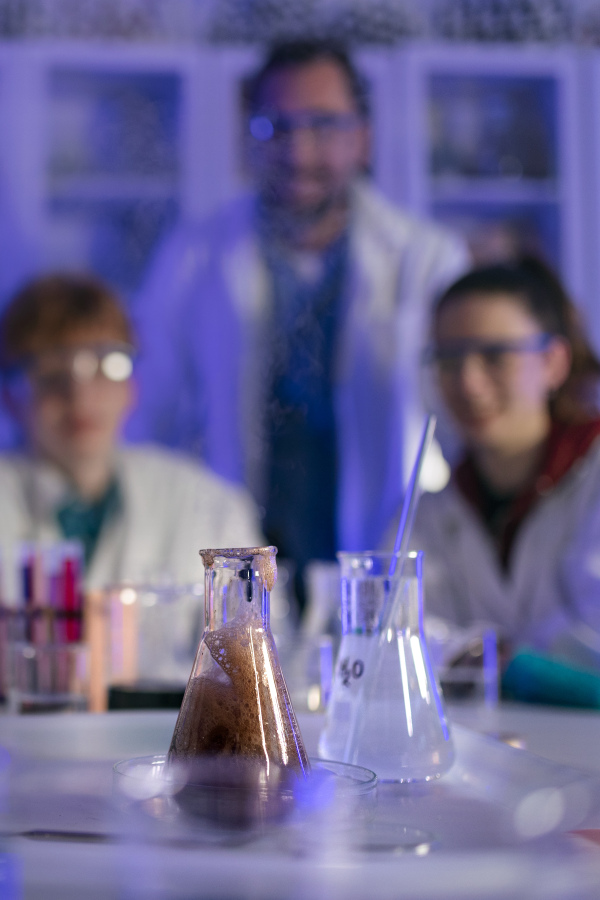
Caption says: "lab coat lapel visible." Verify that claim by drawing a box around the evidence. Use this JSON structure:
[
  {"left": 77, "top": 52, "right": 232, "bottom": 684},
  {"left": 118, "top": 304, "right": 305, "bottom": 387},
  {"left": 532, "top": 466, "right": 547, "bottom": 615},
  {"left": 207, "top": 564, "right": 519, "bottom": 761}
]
[
  {"left": 441, "top": 491, "right": 515, "bottom": 631},
  {"left": 85, "top": 455, "right": 130, "bottom": 590},
  {"left": 508, "top": 459, "right": 595, "bottom": 646},
  {"left": 335, "top": 189, "right": 405, "bottom": 550},
  {"left": 198, "top": 200, "right": 272, "bottom": 499}
]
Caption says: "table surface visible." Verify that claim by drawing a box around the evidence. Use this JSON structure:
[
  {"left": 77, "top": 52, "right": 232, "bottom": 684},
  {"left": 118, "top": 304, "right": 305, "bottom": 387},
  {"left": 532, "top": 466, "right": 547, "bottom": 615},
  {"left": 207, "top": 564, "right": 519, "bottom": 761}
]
[
  {"left": 449, "top": 702, "right": 600, "bottom": 775},
  {"left": 3, "top": 703, "right": 600, "bottom": 900},
  {"left": 1, "top": 700, "right": 599, "bottom": 769}
]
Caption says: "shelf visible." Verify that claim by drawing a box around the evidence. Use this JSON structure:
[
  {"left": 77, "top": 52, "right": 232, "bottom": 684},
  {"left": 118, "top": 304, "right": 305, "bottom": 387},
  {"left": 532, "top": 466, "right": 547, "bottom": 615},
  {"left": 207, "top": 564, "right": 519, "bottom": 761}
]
[
  {"left": 47, "top": 173, "right": 179, "bottom": 203},
  {"left": 428, "top": 177, "right": 559, "bottom": 205}
]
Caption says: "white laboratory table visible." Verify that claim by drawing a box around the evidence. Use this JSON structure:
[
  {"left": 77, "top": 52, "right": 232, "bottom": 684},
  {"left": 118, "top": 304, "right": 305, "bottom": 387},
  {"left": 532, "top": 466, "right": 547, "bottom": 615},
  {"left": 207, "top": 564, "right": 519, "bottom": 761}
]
[
  {"left": 2, "top": 704, "right": 600, "bottom": 900},
  {"left": 449, "top": 702, "right": 600, "bottom": 775}
]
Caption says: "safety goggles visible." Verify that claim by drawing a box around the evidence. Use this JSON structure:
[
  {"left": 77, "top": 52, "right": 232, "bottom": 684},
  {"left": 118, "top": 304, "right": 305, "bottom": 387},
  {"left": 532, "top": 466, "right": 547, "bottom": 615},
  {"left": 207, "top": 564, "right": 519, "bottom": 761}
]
[
  {"left": 3, "top": 342, "right": 136, "bottom": 398},
  {"left": 249, "top": 110, "right": 362, "bottom": 143},
  {"left": 422, "top": 334, "right": 553, "bottom": 375}
]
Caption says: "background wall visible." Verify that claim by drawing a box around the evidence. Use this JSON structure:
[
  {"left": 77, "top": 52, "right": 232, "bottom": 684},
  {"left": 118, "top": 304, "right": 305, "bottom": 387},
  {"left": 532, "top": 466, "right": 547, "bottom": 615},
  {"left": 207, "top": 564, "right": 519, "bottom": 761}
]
[{"left": 1, "top": 0, "right": 600, "bottom": 343}]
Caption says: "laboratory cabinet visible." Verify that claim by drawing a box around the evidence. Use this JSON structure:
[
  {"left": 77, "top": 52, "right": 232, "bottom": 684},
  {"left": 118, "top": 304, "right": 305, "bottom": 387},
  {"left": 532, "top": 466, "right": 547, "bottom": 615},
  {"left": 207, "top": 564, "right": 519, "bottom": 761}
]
[
  {"left": 0, "top": 41, "right": 211, "bottom": 297},
  {"left": 384, "top": 44, "right": 586, "bottom": 307},
  {"left": 0, "top": 40, "right": 597, "bottom": 331}
]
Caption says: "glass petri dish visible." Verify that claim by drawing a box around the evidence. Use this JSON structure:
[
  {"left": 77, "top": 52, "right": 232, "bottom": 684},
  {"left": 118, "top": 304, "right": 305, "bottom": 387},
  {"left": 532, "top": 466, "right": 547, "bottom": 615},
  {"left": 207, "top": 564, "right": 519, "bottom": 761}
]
[
  {"left": 111, "top": 756, "right": 439, "bottom": 856},
  {"left": 113, "top": 755, "right": 376, "bottom": 802},
  {"left": 113, "top": 755, "right": 376, "bottom": 830},
  {"left": 308, "top": 757, "right": 377, "bottom": 795}
]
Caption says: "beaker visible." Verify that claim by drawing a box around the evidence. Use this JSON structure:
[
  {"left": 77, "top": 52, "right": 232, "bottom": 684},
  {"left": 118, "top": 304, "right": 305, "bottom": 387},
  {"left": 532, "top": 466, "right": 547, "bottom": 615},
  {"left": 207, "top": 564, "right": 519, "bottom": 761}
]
[
  {"left": 319, "top": 551, "right": 453, "bottom": 782},
  {"left": 168, "top": 546, "right": 310, "bottom": 779}
]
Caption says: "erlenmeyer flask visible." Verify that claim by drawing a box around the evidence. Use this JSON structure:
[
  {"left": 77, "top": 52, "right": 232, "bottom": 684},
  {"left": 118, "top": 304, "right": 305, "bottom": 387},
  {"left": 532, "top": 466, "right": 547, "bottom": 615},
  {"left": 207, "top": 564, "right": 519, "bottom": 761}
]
[
  {"left": 169, "top": 546, "right": 310, "bottom": 779},
  {"left": 319, "top": 551, "right": 453, "bottom": 782}
]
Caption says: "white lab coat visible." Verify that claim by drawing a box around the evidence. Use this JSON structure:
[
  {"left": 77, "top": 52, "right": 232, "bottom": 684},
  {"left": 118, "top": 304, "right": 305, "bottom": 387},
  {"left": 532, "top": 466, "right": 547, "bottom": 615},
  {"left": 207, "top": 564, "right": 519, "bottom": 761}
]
[
  {"left": 408, "top": 439, "right": 600, "bottom": 660},
  {"left": 129, "top": 180, "right": 469, "bottom": 551},
  {"left": 0, "top": 444, "right": 264, "bottom": 599}
]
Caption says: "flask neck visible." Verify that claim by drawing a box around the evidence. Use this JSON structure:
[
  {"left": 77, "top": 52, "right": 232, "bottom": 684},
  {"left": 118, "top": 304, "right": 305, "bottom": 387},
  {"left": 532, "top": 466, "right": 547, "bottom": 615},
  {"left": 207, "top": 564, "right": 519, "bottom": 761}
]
[
  {"left": 339, "top": 552, "right": 424, "bottom": 636},
  {"left": 205, "top": 558, "right": 270, "bottom": 632}
]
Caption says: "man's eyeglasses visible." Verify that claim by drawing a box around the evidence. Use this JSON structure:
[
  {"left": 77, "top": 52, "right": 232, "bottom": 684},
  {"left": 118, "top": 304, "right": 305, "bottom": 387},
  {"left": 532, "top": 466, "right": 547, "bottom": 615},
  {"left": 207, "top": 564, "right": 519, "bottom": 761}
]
[
  {"left": 249, "top": 111, "right": 361, "bottom": 144},
  {"left": 3, "top": 343, "right": 136, "bottom": 398},
  {"left": 422, "top": 334, "right": 553, "bottom": 376}
]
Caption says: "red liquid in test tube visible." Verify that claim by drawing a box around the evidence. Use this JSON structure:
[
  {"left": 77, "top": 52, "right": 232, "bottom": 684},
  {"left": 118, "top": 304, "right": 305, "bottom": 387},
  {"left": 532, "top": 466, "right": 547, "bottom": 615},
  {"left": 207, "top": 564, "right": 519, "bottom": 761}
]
[{"left": 63, "top": 552, "right": 82, "bottom": 642}]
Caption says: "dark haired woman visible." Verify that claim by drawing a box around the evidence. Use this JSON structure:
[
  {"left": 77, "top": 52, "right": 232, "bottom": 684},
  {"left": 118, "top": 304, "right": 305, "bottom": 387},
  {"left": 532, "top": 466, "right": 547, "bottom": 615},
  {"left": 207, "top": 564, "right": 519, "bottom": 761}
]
[{"left": 400, "top": 257, "right": 600, "bottom": 667}]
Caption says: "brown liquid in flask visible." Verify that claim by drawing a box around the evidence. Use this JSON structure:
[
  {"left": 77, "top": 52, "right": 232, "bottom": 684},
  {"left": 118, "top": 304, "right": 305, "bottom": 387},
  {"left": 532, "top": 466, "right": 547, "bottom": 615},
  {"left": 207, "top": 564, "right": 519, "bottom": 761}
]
[{"left": 169, "top": 547, "right": 310, "bottom": 779}]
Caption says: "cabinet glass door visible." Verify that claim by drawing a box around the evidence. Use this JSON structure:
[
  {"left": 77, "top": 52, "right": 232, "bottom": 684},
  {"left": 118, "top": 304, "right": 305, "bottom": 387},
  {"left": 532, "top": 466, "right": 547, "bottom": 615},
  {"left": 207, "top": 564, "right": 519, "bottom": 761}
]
[
  {"left": 45, "top": 68, "right": 182, "bottom": 295},
  {"left": 427, "top": 72, "right": 561, "bottom": 265}
]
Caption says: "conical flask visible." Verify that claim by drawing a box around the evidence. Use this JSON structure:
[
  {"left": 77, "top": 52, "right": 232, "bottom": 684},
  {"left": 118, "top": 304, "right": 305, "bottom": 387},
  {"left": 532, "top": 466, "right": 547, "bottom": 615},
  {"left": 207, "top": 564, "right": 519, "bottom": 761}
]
[
  {"left": 319, "top": 551, "right": 453, "bottom": 782},
  {"left": 169, "top": 546, "right": 310, "bottom": 779}
]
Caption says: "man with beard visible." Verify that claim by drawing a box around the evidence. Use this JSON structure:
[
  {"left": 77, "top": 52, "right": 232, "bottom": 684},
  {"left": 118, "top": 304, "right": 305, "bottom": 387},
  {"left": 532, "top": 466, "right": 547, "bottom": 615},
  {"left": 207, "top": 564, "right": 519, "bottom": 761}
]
[{"left": 130, "top": 41, "right": 469, "bottom": 609}]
